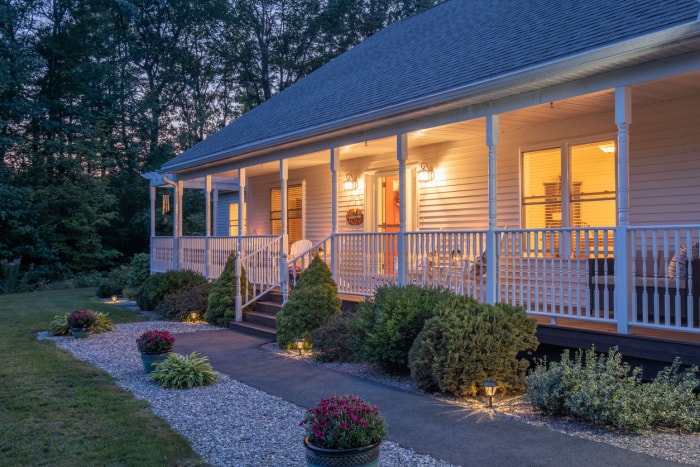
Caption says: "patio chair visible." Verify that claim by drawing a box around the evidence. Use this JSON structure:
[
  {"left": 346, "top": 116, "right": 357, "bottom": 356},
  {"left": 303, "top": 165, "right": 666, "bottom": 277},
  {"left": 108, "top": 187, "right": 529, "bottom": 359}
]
[{"left": 288, "top": 239, "right": 313, "bottom": 288}]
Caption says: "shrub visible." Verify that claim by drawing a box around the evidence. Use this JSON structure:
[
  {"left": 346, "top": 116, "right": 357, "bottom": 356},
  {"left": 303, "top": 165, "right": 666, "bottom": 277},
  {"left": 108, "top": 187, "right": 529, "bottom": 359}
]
[
  {"left": 350, "top": 285, "right": 454, "bottom": 374},
  {"left": 52, "top": 311, "right": 114, "bottom": 335},
  {"left": 156, "top": 283, "right": 213, "bottom": 321},
  {"left": 148, "top": 352, "right": 219, "bottom": 389},
  {"left": 96, "top": 280, "right": 123, "bottom": 298},
  {"left": 128, "top": 253, "right": 151, "bottom": 289},
  {"left": 310, "top": 313, "right": 359, "bottom": 363},
  {"left": 136, "top": 269, "right": 207, "bottom": 311},
  {"left": 276, "top": 256, "right": 341, "bottom": 349},
  {"left": 409, "top": 300, "right": 538, "bottom": 396},
  {"left": 205, "top": 253, "right": 254, "bottom": 327},
  {"left": 525, "top": 347, "right": 700, "bottom": 432}
]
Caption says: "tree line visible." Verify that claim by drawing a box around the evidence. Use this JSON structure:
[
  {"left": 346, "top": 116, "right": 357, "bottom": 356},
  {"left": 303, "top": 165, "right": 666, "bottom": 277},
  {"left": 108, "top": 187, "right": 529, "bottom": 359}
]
[{"left": 0, "top": 0, "right": 438, "bottom": 289}]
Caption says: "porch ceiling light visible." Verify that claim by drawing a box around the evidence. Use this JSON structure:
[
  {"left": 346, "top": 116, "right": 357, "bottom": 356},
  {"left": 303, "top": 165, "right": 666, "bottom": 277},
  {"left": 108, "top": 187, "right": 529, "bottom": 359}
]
[
  {"left": 343, "top": 174, "right": 357, "bottom": 191},
  {"left": 483, "top": 380, "right": 497, "bottom": 407},
  {"left": 417, "top": 163, "right": 434, "bottom": 183},
  {"left": 598, "top": 144, "right": 615, "bottom": 154}
]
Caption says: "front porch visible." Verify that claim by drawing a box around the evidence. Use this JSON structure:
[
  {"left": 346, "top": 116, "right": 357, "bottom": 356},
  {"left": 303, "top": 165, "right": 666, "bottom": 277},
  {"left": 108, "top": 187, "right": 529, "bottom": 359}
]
[{"left": 149, "top": 224, "right": 700, "bottom": 352}]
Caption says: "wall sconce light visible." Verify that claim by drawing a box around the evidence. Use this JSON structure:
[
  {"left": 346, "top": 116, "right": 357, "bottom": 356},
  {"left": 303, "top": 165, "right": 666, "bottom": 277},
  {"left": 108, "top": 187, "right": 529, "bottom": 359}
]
[
  {"left": 295, "top": 337, "right": 305, "bottom": 356},
  {"left": 343, "top": 174, "right": 358, "bottom": 191},
  {"left": 483, "top": 380, "right": 498, "bottom": 407},
  {"left": 417, "top": 163, "right": 434, "bottom": 183}
]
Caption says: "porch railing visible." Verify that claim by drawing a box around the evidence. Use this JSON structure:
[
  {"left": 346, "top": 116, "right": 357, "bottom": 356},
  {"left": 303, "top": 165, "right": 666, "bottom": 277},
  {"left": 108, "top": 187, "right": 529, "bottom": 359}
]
[
  {"left": 150, "top": 226, "right": 700, "bottom": 335},
  {"left": 238, "top": 236, "right": 283, "bottom": 312}
]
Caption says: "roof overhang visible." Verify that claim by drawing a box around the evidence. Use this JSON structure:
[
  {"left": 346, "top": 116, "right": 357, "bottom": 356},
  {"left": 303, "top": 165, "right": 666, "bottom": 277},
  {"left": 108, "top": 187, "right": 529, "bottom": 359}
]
[{"left": 162, "top": 21, "right": 700, "bottom": 178}]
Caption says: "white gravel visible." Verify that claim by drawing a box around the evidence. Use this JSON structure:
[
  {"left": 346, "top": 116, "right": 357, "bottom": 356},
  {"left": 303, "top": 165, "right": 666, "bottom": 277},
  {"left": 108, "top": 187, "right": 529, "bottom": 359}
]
[{"left": 38, "top": 322, "right": 458, "bottom": 467}]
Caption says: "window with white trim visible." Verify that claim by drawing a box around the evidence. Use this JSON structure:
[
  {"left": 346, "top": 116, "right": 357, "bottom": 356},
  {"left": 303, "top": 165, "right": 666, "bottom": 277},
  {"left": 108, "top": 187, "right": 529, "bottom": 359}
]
[
  {"left": 270, "top": 184, "right": 303, "bottom": 244},
  {"left": 522, "top": 139, "right": 616, "bottom": 257}
]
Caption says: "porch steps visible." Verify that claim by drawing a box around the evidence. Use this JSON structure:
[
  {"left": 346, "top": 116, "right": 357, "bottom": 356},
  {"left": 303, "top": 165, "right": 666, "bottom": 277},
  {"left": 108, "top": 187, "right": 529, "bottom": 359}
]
[{"left": 228, "top": 290, "right": 364, "bottom": 340}]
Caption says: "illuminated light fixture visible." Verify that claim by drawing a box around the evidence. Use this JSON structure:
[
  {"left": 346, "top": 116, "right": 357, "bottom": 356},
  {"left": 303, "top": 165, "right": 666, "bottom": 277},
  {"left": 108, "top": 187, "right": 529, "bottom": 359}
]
[
  {"left": 111, "top": 295, "right": 118, "bottom": 303},
  {"left": 343, "top": 174, "right": 357, "bottom": 191},
  {"left": 295, "top": 338, "right": 305, "bottom": 356},
  {"left": 417, "top": 163, "right": 434, "bottom": 183},
  {"left": 598, "top": 144, "right": 616, "bottom": 154},
  {"left": 483, "top": 380, "right": 498, "bottom": 407}
]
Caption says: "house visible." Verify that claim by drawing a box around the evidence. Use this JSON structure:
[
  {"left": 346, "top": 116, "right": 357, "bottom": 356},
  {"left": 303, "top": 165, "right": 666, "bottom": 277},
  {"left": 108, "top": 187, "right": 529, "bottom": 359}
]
[{"left": 145, "top": 0, "right": 700, "bottom": 364}]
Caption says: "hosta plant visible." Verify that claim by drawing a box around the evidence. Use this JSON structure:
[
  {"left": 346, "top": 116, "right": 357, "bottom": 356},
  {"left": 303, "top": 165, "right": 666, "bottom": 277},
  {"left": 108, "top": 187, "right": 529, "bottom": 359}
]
[
  {"left": 136, "top": 329, "right": 175, "bottom": 353},
  {"left": 300, "top": 395, "right": 387, "bottom": 450},
  {"left": 148, "top": 352, "right": 219, "bottom": 389}
]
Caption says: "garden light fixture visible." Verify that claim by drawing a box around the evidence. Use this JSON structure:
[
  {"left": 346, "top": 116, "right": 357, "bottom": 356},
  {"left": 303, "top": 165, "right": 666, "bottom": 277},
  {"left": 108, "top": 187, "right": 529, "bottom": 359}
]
[
  {"left": 295, "top": 338, "right": 305, "bottom": 356},
  {"left": 483, "top": 380, "right": 497, "bottom": 407}
]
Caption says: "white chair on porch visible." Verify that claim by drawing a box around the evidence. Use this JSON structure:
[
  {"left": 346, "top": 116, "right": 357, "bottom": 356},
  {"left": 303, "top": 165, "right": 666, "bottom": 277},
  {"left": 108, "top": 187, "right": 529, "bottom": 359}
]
[{"left": 288, "top": 239, "right": 313, "bottom": 288}]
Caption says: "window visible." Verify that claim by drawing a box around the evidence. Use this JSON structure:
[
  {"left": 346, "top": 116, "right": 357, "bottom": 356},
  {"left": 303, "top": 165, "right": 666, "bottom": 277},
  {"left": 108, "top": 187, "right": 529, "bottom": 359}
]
[
  {"left": 228, "top": 203, "right": 239, "bottom": 236},
  {"left": 522, "top": 140, "right": 616, "bottom": 256},
  {"left": 270, "top": 184, "right": 303, "bottom": 244}
]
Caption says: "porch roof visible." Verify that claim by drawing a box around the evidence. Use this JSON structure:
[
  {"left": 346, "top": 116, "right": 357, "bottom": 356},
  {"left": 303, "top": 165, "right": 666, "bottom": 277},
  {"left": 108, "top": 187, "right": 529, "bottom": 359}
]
[{"left": 162, "top": 0, "right": 699, "bottom": 175}]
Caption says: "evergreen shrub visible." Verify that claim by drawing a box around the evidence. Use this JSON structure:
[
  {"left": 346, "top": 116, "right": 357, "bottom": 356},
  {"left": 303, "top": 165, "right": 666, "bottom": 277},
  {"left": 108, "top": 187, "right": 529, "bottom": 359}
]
[
  {"left": 204, "top": 253, "right": 254, "bottom": 326},
  {"left": 409, "top": 300, "right": 538, "bottom": 396},
  {"left": 136, "top": 269, "right": 207, "bottom": 311},
  {"left": 276, "top": 255, "right": 341, "bottom": 349},
  {"left": 128, "top": 253, "right": 151, "bottom": 289},
  {"left": 350, "top": 285, "right": 454, "bottom": 374}
]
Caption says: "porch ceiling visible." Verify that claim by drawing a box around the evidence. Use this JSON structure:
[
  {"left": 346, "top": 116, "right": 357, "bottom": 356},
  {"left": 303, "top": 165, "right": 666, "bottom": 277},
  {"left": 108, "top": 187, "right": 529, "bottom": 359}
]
[{"left": 208, "top": 70, "right": 700, "bottom": 181}]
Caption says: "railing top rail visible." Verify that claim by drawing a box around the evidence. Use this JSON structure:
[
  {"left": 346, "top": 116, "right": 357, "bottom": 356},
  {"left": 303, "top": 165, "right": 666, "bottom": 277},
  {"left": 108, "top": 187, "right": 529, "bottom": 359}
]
[{"left": 628, "top": 225, "right": 700, "bottom": 231}]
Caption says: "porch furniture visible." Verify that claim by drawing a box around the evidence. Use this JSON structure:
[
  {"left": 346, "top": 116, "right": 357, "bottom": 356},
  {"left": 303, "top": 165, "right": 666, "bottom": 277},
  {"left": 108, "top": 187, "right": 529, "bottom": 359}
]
[
  {"left": 288, "top": 239, "right": 313, "bottom": 288},
  {"left": 589, "top": 254, "right": 700, "bottom": 325}
]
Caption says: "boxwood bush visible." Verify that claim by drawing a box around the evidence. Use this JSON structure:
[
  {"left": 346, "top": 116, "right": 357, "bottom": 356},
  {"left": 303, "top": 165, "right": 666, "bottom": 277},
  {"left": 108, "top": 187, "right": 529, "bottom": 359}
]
[
  {"left": 409, "top": 299, "right": 538, "bottom": 396},
  {"left": 276, "top": 255, "right": 341, "bottom": 350},
  {"left": 350, "top": 285, "right": 455, "bottom": 374}
]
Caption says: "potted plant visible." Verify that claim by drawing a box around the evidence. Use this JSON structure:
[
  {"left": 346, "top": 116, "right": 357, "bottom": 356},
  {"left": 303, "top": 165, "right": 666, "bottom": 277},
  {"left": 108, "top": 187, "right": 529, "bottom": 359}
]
[
  {"left": 67, "top": 309, "right": 97, "bottom": 338},
  {"left": 136, "top": 329, "right": 175, "bottom": 373},
  {"left": 300, "top": 394, "right": 386, "bottom": 467}
]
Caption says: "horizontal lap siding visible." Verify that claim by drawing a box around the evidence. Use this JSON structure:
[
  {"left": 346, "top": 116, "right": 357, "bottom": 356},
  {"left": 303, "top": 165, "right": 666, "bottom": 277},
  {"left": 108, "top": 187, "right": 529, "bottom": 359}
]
[{"left": 630, "top": 94, "right": 700, "bottom": 225}]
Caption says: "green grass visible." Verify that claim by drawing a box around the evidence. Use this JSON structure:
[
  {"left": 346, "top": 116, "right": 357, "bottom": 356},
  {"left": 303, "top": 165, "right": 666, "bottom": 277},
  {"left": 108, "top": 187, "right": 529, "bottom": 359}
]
[{"left": 0, "top": 288, "right": 209, "bottom": 466}]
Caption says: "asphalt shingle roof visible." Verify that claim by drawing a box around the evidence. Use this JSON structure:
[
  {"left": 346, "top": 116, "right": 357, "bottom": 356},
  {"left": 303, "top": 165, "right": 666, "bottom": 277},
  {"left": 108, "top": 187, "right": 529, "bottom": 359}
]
[{"left": 162, "top": 0, "right": 698, "bottom": 172}]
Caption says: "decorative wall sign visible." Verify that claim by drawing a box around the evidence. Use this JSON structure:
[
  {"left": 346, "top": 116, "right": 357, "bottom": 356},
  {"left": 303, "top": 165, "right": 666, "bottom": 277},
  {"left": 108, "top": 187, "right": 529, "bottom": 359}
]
[{"left": 346, "top": 208, "right": 364, "bottom": 225}]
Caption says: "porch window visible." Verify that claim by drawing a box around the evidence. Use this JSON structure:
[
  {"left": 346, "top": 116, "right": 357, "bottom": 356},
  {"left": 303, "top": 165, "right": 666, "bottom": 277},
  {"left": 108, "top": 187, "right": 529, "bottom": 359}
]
[
  {"left": 522, "top": 140, "right": 616, "bottom": 256},
  {"left": 270, "top": 184, "right": 303, "bottom": 244}
]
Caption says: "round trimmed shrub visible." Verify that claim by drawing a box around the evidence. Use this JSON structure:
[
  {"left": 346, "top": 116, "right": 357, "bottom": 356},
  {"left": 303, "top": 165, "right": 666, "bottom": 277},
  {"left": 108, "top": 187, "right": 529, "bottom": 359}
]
[
  {"left": 310, "top": 313, "right": 358, "bottom": 363},
  {"left": 350, "top": 285, "right": 455, "bottom": 374},
  {"left": 409, "top": 300, "right": 538, "bottom": 396}
]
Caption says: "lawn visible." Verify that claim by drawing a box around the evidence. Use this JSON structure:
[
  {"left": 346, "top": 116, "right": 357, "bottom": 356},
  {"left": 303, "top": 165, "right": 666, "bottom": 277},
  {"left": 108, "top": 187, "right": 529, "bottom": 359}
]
[{"left": 0, "top": 288, "right": 208, "bottom": 466}]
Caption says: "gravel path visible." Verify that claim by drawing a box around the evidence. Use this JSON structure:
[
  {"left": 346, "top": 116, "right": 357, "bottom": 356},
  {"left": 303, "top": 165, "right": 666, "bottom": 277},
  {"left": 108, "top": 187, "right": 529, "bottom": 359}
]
[
  {"left": 39, "top": 322, "right": 457, "bottom": 467},
  {"left": 39, "top": 321, "right": 700, "bottom": 466}
]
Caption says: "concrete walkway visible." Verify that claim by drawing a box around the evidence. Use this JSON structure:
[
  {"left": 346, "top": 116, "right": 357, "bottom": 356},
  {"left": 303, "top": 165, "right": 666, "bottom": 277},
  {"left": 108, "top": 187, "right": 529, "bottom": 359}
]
[{"left": 174, "top": 329, "right": 684, "bottom": 467}]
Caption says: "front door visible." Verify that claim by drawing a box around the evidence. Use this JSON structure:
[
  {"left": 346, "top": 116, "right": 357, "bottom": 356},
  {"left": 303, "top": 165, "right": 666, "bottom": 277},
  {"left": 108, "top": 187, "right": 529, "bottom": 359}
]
[{"left": 378, "top": 175, "right": 400, "bottom": 274}]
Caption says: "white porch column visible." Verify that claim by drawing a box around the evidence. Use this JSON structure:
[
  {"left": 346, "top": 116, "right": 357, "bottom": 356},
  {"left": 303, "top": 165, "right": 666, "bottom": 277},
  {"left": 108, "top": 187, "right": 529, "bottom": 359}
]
[
  {"left": 173, "top": 180, "right": 183, "bottom": 271},
  {"left": 280, "top": 160, "right": 290, "bottom": 301},
  {"left": 238, "top": 169, "right": 246, "bottom": 238},
  {"left": 235, "top": 168, "right": 246, "bottom": 322},
  {"left": 397, "top": 133, "right": 408, "bottom": 286},
  {"left": 614, "top": 86, "right": 632, "bottom": 334},
  {"left": 204, "top": 175, "right": 212, "bottom": 279},
  {"left": 485, "top": 115, "right": 499, "bottom": 305},
  {"left": 330, "top": 148, "right": 339, "bottom": 279},
  {"left": 213, "top": 189, "right": 219, "bottom": 236}
]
